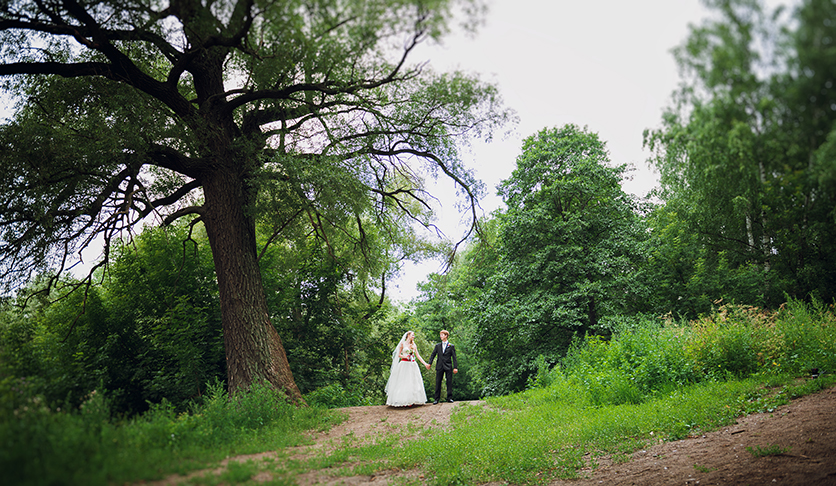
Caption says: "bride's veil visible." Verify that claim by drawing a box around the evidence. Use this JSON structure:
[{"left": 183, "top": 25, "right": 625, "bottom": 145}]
[{"left": 385, "top": 331, "right": 411, "bottom": 394}]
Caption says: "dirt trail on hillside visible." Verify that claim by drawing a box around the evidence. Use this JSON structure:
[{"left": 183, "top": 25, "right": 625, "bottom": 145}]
[
  {"left": 143, "top": 386, "right": 836, "bottom": 485},
  {"left": 547, "top": 386, "right": 836, "bottom": 486}
]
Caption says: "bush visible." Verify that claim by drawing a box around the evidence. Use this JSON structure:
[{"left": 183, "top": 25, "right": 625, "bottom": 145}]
[
  {"left": 0, "top": 378, "right": 335, "bottom": 486},
  {"left": 526, "top": 354, "right": 557, "bottom": 390},
  {"left": 0, "top": 378, "right": 116, "bottom": 486},
  {"left": 684, "top": 304, "right": 765, "bottom": 379},
  {"left": 556, "top": 300, "right": 835, "bottom": 408},
  {"left": 774, "top": 298, "right": 836, "bottom": 375}
]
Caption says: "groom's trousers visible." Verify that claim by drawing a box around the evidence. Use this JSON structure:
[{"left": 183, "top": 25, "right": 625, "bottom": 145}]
[{"left": 434, "top": 368, "right": 453, "bottom": 401}]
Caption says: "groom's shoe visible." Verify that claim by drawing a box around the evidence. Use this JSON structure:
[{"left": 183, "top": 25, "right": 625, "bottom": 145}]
[
  {"left": 433, "top": 400, "right": 438, "bottom": 405},
  {"left": 447, "top": 398, "right": 454, "bottom": 403}
]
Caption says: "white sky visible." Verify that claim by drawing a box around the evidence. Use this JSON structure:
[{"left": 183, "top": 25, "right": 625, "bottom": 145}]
[{"left": 388, "top": 0, "right": 715, "bottom": 303}]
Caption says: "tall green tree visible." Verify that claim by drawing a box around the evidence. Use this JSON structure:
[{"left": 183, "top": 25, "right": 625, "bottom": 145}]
[
  {"left": 474, "top": 125, "right": 648, "bottom": 395},
  {"left": 775, "top": 0, "right": 836, "bottom": 298},
  {"left": 641, "top": 201, "right": 769, "bottom": 317},
  {"left": 0, "top": 0, "right": 511, "bottom": 400},
  {"left": 644, "top": 0, "right": 836, "bottom": 309}
]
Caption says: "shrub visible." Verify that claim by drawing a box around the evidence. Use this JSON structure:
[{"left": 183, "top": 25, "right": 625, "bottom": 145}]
[
  {"left": 304, "top": 382, "right": 374, "bottom": 408},
  {"left": 0, "top": 377, "right": 335, "bottom": 486},
  {"left": 0, "top": 379, "right": 116, "bottom": 486},
  {"left": 526, "top": 354, "right": 557, "bottom": 390},
  {"left": 555, "top": 300, "right": 835, "bottom": 409},
  {"left": 774, "top": 298, "right": 836, "bottom": 375}
]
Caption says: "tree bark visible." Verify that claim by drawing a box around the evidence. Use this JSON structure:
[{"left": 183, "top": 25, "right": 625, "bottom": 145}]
[{"left": 200, "top": 164, "right": 304, "bottom": 403}]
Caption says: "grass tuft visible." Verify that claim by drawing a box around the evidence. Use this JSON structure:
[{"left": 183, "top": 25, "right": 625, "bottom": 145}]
[{"left": 746, "top": 444, "right": 791, "bottom": 457}]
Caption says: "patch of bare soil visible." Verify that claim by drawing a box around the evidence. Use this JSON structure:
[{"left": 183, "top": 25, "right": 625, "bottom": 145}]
[
  {"left": 290, "top": 401, "right": 470, "bottom": 486},
  {"left": 548, "top": 385, "right": 836, "bottom": 486},
  {"left": 144, "top": 386, "right": 836, "bottom": 485},
  {"left": 301, "top": 400, "right": 462, "bottom": 451},
  {"left": 138, "top": 401, "right": 472, "bottom": 486}
]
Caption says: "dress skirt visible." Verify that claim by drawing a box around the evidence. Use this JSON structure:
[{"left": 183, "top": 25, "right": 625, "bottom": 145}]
[{"left": 385, "top": 359, "right": 427, "bottom": 407}]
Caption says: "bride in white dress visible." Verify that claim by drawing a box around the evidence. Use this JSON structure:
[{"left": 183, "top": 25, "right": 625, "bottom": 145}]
[{"left": 385, "top": 331, "right": 429, "bottom": 407}]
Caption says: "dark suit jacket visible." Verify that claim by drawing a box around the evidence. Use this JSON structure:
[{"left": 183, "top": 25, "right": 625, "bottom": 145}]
[{"left": 429, "top": 341, "right": 458, "bottom": 371}]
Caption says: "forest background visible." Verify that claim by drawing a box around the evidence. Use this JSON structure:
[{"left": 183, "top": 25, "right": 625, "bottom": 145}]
[{"left": 0, "top": 0, "right": 835, "bottom": 448}]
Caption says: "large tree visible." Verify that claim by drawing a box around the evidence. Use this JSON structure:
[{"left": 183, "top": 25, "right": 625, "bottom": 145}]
[
  {"left": 474, "top": 125, "right": 648, "bottom": 395},
  {"left": 0, "top": 0, "right": 510, "bottom": 401},
  {"left": 643, "top": 0, "right": 836, "bottom": 308}
]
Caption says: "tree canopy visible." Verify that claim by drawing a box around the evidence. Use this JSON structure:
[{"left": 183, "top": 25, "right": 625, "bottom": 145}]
[
  {"left": 472, "top": 125, "right": 648, "bottom": 394},
  {"left": 644, "top": 0, "right": 836, "bottom": 312}
]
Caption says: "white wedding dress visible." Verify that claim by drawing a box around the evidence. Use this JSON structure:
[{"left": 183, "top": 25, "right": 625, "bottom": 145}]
[{"left": 385, "top": 345, "right": 427, "bottom": 407}]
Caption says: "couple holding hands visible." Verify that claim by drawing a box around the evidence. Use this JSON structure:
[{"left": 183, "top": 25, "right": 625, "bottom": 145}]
[{"left": 385, "top": 329, "right": 458, "bottom": 407}]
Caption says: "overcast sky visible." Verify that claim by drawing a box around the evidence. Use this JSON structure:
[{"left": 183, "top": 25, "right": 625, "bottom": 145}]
[{"left": 388, "top": 0, "right": 715, "bottom": 303}]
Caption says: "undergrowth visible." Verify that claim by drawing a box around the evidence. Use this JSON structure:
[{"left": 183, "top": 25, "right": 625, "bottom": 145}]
[
  {"left": 319, "top": 298, "right": 836, "bottom": 485},
  {"left": 2, "top": 298, "right": 834, "bottom": 485},
  {"left": 0, "top": 379, "right": 343, "bottom": 486}
]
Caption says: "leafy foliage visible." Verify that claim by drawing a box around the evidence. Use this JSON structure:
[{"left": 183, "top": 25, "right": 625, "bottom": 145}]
[
  {"left": 643, "top": 0, "right": 836, "bottom": 314},
  {"left": 0, "top": 378, "right": 334, "bottom": 486},
  {"left": 304, "top": 382, "right": 375, "bottom": 409},
  {"left": 472, "top": 125, "right": 649, "bottom": 395},
  {"left": 2, "top": 298, "right": 833, "bottom": 486},
  {"left": 387, "top": 296, "right": 836, "bottom": 484},
  {"left": 0, "top": 223, "right": 224, "bottom": 414},
  {"left": 559, "top": 298, "right": 836, "bottom": 406},
  {"left": 0, "top": 218, "right": 418, "bottom": 414},
  {"left": 406, "top": 218, "right": 502, "bottom": 400}
]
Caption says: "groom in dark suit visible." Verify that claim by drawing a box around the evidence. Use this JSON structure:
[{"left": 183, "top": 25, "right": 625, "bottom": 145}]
[{"left": 426, "top": 329, "right": 458, "bottom": 404}]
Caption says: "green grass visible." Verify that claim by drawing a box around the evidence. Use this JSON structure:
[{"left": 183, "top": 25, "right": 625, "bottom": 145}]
[
  {"left": 2, "top": 298, "right": 834, "bottom": 485},
  {"left": 746, "top": 444, "right": 791, "bottom": 457},
  {"left": 317, "top": 375, "right": 833, "bottom": 485},
  {"left": 304, "top": 298, "right": 836, "bottom": 485},
  {"left": 0, "top": 380, "right": 345, "bottom": 486}
]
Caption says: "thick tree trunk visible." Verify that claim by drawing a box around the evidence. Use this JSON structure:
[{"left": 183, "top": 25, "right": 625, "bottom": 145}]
[{"left": 200, "top": 165, "right": 304, "bottom": 404}]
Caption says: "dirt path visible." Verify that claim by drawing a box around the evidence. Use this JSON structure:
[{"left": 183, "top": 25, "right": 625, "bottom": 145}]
[
  {"left": 289, "top": 401, "right": 468, "bottom": 485},
  {"left": 548, "top": 385, "right": 836, "bottom": 486},
  {"left": 147, "top": 386, "right": 836, "bottom": 485}
]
